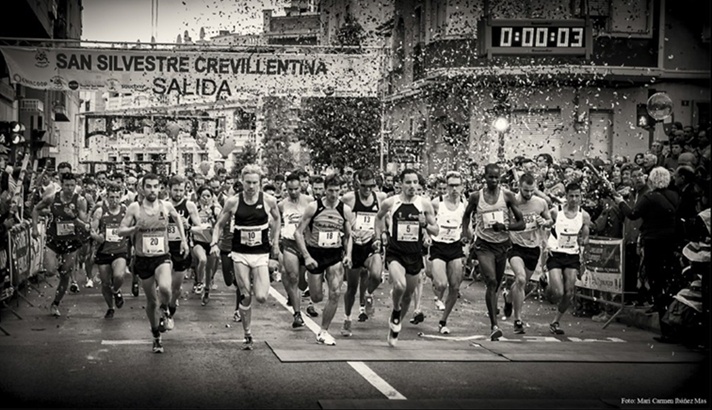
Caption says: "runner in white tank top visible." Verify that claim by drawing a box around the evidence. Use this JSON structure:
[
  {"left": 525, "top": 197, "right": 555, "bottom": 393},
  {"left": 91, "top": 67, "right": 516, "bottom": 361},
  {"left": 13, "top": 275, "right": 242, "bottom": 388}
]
[
  {"left": 462, "top": 164, "right": 526, "bottom": 341},
  {"left": 118, "top": 173, "right": 189, "bottom": 354},
  {"left": 429, "top": 171, "right": 468, "bottom": 335},
  {"left": 544, "top": 181, "right": 591, "bottom": 335}
]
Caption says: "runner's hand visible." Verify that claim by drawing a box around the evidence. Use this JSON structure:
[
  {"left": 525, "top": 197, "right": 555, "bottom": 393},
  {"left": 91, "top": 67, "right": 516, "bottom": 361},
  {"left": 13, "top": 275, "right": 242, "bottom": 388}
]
[
  {"left": 180, "top": 241, "right": 190, "bottom": 256},
  {"left": 371, "top": 240, "right": 382, "bottom": 252},
  {"left": 210, "top": 244, "right": 220, "bottom": 256},
  {"left": 423, "top": 235, "right": 432, "bottom": 247},
  {"left": 343, "top": 255, "right": 352, "bottom": 269},
  {"left": 304, "top": 256, "right": 318, "bottom": 270}
]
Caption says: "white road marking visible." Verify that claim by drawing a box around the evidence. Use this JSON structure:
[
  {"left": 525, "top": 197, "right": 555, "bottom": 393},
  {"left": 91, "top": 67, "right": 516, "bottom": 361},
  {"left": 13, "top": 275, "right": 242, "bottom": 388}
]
[
  {"left": 347, "top": 361, "right": 407, "bottom": 400},
  {"left": 267, "top": 286, "right": 407, "bottom": 401}
]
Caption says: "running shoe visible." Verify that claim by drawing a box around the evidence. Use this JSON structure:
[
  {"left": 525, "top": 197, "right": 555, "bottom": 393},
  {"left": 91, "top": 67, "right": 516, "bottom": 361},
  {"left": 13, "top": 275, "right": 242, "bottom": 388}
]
[
  {"left": 341, "top": 320, "right": 352, "bottom": 337},
  {"left": 503, "top": 302, "right": 513, "bottom": 319},
  {"left": 388, "top": 316, "right": 400, "bottom": 347},
  {"left": 513, "top": 320, "right": 525, "bottom": 334},
  {"left": 490, "top": 326, "right": 503, "bottom": 341},
  {"left": 242, "top": 335, "right": 254, "bottom": 350},
  {"left": 438, "top": 322, "right": 450, "bottom": 335},
  {"left": 104, "top": 308, "right": 115, "bottom": 319},
  {"left": 306, "top": 305, "right": 319, "bottom": 318},
  {"left": 316, "top": 331, "right": 336, "bottom": 346},
  {"left": 113, "top": 290, "right": 125, "bottom": 309},
  {"left": 194, "top": 282, "right": 205, "bottom": 294},
  {"left": 69, "top": 282, "right": 80, "bottom": 293},
  {"left": 85, "top": 279, "right": 94, "bottom": 288},
  {"left": 152, "top": 337, "right": 164, "bottom": 353},
  {"left": 292, "top": 311, "right": 305, "bottom": 328},
  {"left": 549, "top": 322, "right": 565, "bottom": 335},
  {"left": 131, "top": 281, "right": 139, "bottom": 297},
  {"left": 164, "top": 314, "right": 175, "bottom": 331},
  {"left": 434, "top": 298, "right": 446, "bottom": 311},
  {"left": 233, "top": 309, "right": 242, "bottom": 322},
  {"left": 302, "top": 289, "right": 310, "bottom": 298},
  {"left": 365, "top": 295, "right": 375, "bottom": 317},
  {"left": 409, "top": 311, "right": 425, "bottom": 325},
  {"left": 158, "top": 310, "right": 168, "bottom": 333},
  {"left": 358, "top": 310, "right": 369, "bottom": 322},
  {"left": 50, "top": 303, "right": 60, "bottom": 317},
  {"left": 201, "top": 291, "right": 210, "bottom": 306}
]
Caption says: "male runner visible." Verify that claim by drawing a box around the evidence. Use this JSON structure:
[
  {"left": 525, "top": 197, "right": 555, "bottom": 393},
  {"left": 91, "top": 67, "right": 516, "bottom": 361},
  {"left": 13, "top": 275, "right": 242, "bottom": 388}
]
[
  {"left": 545, "top": 182, "right": 590, "bottom": 335},
  {"left": 278, "top": 172, "right": 314, "bottom": 328},
  {"left": 217, "top": 180, "right": 244, "bottom": 322},
  {"left": 429, "top": 171, "right": 467, "bottom": 334},
  {"left": 211, "top": 164, "right": 281, "bottom": 350},
  {"left": 341, "top": 169, "right": 386, "bottom": 335},
  {"left": 462, "top": 163, "right": 525, "bottom": 341},
  {"left": 167, "top": 175, "right": 202, "bottom": 322},
  {"left": 375, "top": 169, "right": 439, "bottom": 347},
  {"left": 507, "top": 173, "right": 552, "bottom": 334},
  {"left": 32, "top": 172, "right": 89, "bottom": 317},
  {"left": 90, "top": 182, "right": 129, "bottom": 318},
  {"left": 118, "top": 173, "right": 189, "bottom": 353},
  {"left": 294, "top": 174, "right": 353, "bottom": 345}
]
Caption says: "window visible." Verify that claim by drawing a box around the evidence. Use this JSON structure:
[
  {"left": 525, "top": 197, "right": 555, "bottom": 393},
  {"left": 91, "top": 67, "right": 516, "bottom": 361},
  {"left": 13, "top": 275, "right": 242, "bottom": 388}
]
[
  {"left": 183, "top": 153, "right": 194, "bottom": 168},
  {"left": 392, "top": 17, "right": 406, "bottom": 73},
  {"left": 135, "top": 153, "right": 144, "bottom": 162},
  {"left": 199, "top": 153, "right": 209, "bottom": 163},
  {"left": 572, "top": 0, "right": 652, "bottom": 38},
  {"left": 108, "top": 155, "right": 117, "bottom": 163}
]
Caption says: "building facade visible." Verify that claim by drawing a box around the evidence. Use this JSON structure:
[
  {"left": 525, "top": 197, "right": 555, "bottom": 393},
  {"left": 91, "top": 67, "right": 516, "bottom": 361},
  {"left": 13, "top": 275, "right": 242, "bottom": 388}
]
[
  {"left": 1, "top": 0, "right": 84, "bottom": 170},
  {"left": 374, "top": 0, "right": 710, "bottom": 175}
]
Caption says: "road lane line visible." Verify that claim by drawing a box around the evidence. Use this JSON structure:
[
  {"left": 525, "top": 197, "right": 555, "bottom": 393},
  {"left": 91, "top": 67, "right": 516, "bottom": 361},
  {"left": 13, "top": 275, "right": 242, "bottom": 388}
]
[
  {"left": 347, "top": 361, "right": 406, "bottom": 400},
  {"left": 267, "top": 286, "right": 407, "bottom": 401},
  {"left": 102, "top": 340, "right": 150, "bottom": 345}
]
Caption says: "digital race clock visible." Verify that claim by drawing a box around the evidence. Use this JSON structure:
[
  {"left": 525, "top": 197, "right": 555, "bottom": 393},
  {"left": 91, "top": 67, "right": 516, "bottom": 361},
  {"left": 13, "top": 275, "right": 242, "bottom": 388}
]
[{"left": 479, "top": 20, "right": 593, "bottom": 58}]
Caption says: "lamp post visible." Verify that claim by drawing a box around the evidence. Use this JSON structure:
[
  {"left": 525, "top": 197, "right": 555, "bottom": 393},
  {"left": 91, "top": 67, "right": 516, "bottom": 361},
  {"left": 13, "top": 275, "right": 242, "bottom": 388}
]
[{"left": 492, "top": 116, "right": 510, "bottom": 162}]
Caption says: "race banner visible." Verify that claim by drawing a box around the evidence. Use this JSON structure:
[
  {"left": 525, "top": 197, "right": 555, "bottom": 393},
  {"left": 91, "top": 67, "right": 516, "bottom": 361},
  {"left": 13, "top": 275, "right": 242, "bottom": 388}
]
[
  {"left": 576, "top": 237, "right": 624, "bottom": 294},
  {"left": 0, "top": 46, "right": 382, "bottom": 97}
]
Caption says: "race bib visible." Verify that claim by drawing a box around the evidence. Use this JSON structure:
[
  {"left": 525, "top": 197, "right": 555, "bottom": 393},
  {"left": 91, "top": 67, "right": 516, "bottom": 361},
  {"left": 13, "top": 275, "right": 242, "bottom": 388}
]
[
  {"left": 354, "top": 212, "right": 376, "bottom": 233},
  {"left": 558, "top": 233, "right": 578, "bottom": 249},
  {"left": 105, "top": 225, "right": 121, "bottom": 243},
  {"left": 439, "top": 225, "right": 459, "bottom": 242},
  {"left": 167, "top": 224, "right": 181, "bottom": 241},
  {"left": 240, "top": 228, "right": 262, "bottom": 247},
  {"left": 482, "top": 210, "right": 504, "bottom": 228},
  {"left": 56, "top": 221, "right": 75, "bottom": 236},
  {"left": 142, "top": 234, "right": 166, "bottom": 255},
  {"left": 318, "top": 231, "right": 340, "bottom": 248},
  {"left": 396, "top": 221, "right": 420, "bottom": 242},
  {"left": 523, "top": 215, "right": 537, "bottom": 231}
]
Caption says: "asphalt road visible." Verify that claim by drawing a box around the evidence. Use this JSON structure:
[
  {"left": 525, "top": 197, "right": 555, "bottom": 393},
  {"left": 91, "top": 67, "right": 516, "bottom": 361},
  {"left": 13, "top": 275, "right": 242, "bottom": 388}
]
[{"left": 0, "top": 271, "right": 709, "bottom": 409}]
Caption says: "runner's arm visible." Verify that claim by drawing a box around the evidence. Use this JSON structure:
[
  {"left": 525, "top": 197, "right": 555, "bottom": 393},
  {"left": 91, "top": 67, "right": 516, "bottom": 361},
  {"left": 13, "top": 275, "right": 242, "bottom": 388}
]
[
  {"left": 374, "top": 198, "right": 392, "bottom": 244},
  {"left": 294, "top": 202, "right": 317, "bottom": 260},
  {"left": 461, "top": 192, "right": 478, "bottom": 240},
  {"left": 267, "top": 196, "right": 281, "bottom": 255},
  {"left": 118, "top": 203, "right": 139, "bottom": 237},
  {"left": 342, "top": 204, "right": 354, "bottom": 260},
  {"left": 422, "top": 200, "right": 439, "bottom": 237},
  {"left": 90, "top": 207, "right": 104, "bottom": 242},
  {"left": 31, "top": 195, "right": 53, "bottom": 235},
  {"left": 211, "top": 196, "right": 236, "bottom": 247},
  {"left": 580, "top": 210, "right": 591, "bottom": 248},
  {"left": 504, "top": 190, "right": 526, "bottom": 232},
  {"left": 186, "top": 201, "right": 204, "bottom": 233}
]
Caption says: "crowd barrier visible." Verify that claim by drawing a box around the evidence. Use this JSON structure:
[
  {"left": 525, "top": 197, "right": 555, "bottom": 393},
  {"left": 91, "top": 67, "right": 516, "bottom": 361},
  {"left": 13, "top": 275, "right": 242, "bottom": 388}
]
[
  {"left": 575, "top": 236, "right": 627, "bottom": 328},
  {"left": 1, "top": 220, "right": 46, "bottom": 303}
]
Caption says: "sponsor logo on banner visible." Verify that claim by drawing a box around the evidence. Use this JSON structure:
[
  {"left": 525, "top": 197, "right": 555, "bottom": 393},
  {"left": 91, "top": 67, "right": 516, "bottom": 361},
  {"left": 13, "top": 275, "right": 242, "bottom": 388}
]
[
  {"left": 0, "top": 46, "right": 382, "bottom": 97},
  {"left": 35, "top": 49, "right": 50, "bottom": 67}
]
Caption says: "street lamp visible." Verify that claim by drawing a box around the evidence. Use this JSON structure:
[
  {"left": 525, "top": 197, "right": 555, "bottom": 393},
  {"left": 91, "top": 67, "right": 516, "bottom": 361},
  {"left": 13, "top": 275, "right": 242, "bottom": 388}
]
[{"left": 492, "top": 116, "right": 510, "bottom": 162}]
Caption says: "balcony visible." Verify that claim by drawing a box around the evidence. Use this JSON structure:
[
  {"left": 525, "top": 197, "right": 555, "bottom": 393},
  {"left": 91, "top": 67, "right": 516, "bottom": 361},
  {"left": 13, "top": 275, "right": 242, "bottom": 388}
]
[{"left": 20, "top": 99, "right": 44, "bottom": 113}]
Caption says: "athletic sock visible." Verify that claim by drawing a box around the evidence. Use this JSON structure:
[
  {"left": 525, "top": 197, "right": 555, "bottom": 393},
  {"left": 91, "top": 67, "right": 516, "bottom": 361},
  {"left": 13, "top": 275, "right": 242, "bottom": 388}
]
[
  {"left": 359, "top": 306, "right": 366, "bottom": 313},
  {"left": 345, "top": 314, "right": 351, "bottom": 321},
  {"left": 439, "top": 320, "right": 447, "bottom": 327},
  {"left": 391, "top": 309, "right": 400, "bottom": 322},
  {"left": 151, "top": 328, "right": 160, "bottom": 338},
  {"left": 169, "top": 305, "right": 177, "bottom": 317}
]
